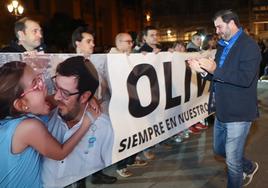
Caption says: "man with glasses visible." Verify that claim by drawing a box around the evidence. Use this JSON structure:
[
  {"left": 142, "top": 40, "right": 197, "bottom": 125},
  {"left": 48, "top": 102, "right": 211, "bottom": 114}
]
[
  {"left": 42, "top": 56, "right": 115, "bottom": 188},
  {"left": 109, "top": 33, "right": 133, "bottom": 54},
  {"left": 109, "top": 32, "right": 148, "bottom": 178}
]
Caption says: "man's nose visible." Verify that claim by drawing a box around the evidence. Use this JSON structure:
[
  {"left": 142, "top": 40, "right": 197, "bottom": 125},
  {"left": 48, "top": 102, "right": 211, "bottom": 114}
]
[
  {"left": 54, "top": 90, "right": 62, "bottom": 101},
  {"left": 37, "top": 32, "right": 42, "bottom": 39}
]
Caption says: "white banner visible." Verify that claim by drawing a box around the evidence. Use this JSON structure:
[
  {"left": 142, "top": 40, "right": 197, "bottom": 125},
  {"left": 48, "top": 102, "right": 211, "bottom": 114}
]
[
  {"left": 0, "top": 51, "right": 214, "bottom": 187},
  {"left": 107, "top": 52, "right": 212, "bottom": 163}
]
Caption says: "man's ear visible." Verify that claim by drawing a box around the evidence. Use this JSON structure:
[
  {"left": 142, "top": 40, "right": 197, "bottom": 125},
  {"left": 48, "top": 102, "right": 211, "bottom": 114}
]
[
  {"left": 229, "top": 20, "right": 236, "bottom": 27},
  {"left": 79, "top": 91, "right": 92, "bottom": 104},
  {"left": 75, "top": 41, "right": 80, "bottom": 48},
  {"left": 143, "top": 35, "right": 146, "bottom": 41},
  {"left": 13, "top": 98, "right": 29, "bottom": 112},
  {"left": 17, "top": 31, "right": 24, "bottom": 41}
]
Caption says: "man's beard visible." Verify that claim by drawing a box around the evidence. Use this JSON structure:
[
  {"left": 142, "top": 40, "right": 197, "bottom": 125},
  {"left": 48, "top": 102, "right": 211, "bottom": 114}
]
[
  {"left": 58, "top": 102, "right": 81, "bottom": 122},
  {"left": 222, "top": 26, "right": 232, "bottom": 41}
]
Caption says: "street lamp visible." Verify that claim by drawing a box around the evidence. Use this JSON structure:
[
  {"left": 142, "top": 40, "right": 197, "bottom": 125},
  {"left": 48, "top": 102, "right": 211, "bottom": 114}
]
[
  {"left": 167, "top": 29, "right": 172, "bottom": 36},
  {"left": 146, "top": 13, "right": 151, "bottom": 22},
  {"left": 7, "top": 0, "right": 24, "bottom": 17}
]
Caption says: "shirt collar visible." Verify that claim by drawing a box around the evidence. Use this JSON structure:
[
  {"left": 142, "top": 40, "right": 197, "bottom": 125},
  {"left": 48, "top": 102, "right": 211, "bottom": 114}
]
[
  {"left": 218, "top": 28, "right": 243, "bottom": 47},
  {"left": 56, "top": 103, "right": 89, "bottom": 130}
]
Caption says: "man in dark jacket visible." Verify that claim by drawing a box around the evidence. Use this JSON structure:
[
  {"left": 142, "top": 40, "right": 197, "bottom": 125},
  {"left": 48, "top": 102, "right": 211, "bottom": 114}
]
[
  {"left": 0, "top": 17, "right": 44, "bottom": 53},
  {"left": 71, "top": 27, "right": 117, "bottom": 185},
  {"left": 138, "top": 26, "right": 161, "bottom": 53},
  {"left": 188, "top": 10, "right": 261, "bottom": 188}
]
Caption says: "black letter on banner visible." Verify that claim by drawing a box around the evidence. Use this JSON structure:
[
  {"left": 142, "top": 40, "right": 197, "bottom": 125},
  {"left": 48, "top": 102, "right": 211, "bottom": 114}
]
[
  {"left": 197, "top": 74, "right": 207, "bottom": 97},
  {"left": 127, "top": 64, "right": 160, "bottom": 117},
  {"left": 118, "top": 139, "right": 127, "bottom": 152},
  {"left": 184, "top": 67, "right": 192, "bottom": 102},
  {"left": 163, "top": 62, "right": 181, "bottom": 109}
]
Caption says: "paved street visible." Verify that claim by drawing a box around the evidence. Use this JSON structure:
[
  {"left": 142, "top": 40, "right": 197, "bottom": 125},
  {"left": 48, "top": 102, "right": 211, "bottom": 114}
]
[{"left": 86, "top": 82, "right": 268, "bottom": 188}]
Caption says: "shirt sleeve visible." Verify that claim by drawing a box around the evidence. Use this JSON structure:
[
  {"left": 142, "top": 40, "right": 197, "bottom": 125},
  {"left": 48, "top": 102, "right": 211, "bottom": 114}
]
[{"left": 100, "top": 115, "right": 114, "bottom": 166}]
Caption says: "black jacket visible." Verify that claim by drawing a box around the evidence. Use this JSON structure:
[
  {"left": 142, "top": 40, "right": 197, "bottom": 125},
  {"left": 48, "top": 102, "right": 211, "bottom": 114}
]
[
  {"left": 206, "top": 32, "right": 262, "bottom": 122},
  {"left": 138, "top": 43, "right": 161, "bottom": 53},
  {"left": 0, "top": 41, "right": 27, "bottom": 52},
  {"left": 0, "top": 40, "right": 45, "bottom": 53}
]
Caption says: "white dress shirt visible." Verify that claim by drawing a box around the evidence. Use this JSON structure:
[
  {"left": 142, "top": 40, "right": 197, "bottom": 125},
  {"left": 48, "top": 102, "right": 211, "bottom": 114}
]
[{"left": 41, "top": 108, "right": 114, "bottom": 188}]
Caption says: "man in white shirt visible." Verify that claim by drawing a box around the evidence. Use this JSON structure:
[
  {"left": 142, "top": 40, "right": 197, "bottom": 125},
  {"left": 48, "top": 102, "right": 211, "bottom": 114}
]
[{"left": 42, "top": 56, "right": 116, "bottom": 187}]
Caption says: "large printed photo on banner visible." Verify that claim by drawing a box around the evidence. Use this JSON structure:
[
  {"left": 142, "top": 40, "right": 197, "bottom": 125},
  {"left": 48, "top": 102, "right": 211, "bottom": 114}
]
[
  {"left": 108, "top": 51, "right": 215, "bottom": 162},
  {"left": 0, "top": 53, "right": 111, "bottom": 187},
  {"left": 0, "top": 51, "right": 214, "bottom": 187}
]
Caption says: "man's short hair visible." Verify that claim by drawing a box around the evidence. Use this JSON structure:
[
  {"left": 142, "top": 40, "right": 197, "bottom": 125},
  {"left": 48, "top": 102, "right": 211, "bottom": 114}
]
[
  {"left": 191, "top": 32, "right": 201, "bottom": 41},
  {"left": 56, "top": 56, "right": 99, "bottom": 100},
  {"left": 14, "top": 17, "right": 35, "bottom": 39},
  {"left": 115, "top": 33, "right": 124, "bottom": 46},
  {"left": 142, "top": 26, "right": 157, "bottom": 37},
  {"left": 71, "top": 26, "right": 92, "bottom": 49},
  {"left": 213, "top": 9, "right": 241, "bottom": 27}
]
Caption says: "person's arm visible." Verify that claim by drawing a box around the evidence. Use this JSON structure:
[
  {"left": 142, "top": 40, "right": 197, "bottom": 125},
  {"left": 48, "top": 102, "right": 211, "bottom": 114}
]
[
  {"left": 187, "top": 58, "right": 206, "bottom": 73},
  {"left": 16, "top": 115, "right": 90, "bottom": 160},
  {"left": 187, "top": 58, "right": 215, "bottom": 81},
  {"left": 199, "top": 57, "right": 217, "bottom": 74},
  {"left": 88, "top": 96, "right": 101, "bottom": 114}
]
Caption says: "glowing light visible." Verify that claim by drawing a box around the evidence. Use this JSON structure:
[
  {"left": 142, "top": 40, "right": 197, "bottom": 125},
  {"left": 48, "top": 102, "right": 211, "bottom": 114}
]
[
  {"left": 146, "top": 13, "right": 151, "bottom": 22},
  {"left": 167, "top": 29, "right": 172, "bottom": 36},
  {"left": 7, "top": 1, "right": 24, "bottom": 16},
  {"left": 12, "top": 0, "right": 19, "bottom": 8},
  {"left": 18, "top": 5, "right": 24, "bottom": 14},
  {"left": 7, "top": 4, "right": 13, "bottom": 12}
]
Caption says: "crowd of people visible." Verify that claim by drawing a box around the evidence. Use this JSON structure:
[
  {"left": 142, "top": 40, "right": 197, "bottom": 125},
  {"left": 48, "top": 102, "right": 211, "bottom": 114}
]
[{"left": 0, "top": 9, "right": 265, "bottom": 188}]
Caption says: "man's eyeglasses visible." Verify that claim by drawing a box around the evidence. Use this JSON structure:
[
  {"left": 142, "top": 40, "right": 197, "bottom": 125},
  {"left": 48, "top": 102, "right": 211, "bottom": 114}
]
[
  {"left": 121, "top": 40, "right": 133, "bottom": 45},
  {"left": 51, "top": 76, "right": 80, "bottom": 100},
  {"left": 20, "top": 74, "right": 45, "bottom": 97}
]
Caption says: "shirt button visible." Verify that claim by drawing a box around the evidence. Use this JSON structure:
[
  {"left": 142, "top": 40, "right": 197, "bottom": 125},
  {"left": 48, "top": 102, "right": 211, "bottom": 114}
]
[{"left": 61, "top": 161, "right": 64, "bottom": 163}]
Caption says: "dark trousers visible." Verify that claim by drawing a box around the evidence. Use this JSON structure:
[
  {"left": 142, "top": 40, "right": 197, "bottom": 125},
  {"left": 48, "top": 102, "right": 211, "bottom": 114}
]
[{"left": 117, "top": 154, "right": 137, "bottom": 170}]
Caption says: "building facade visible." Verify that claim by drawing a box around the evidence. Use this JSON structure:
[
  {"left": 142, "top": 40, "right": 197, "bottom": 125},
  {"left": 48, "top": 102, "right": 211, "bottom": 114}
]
[{"left": 0, "top": 0, "right": 267, "bottom": 51}]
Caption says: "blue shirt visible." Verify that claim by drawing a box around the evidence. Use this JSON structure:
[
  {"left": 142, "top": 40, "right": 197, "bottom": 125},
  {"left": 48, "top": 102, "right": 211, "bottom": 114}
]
[
  {"left": 0, "top": 116, "right": 42, "bottom": 188},
  {"left": 218, "top": 28, "right": 243, "bottom": 68}
]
